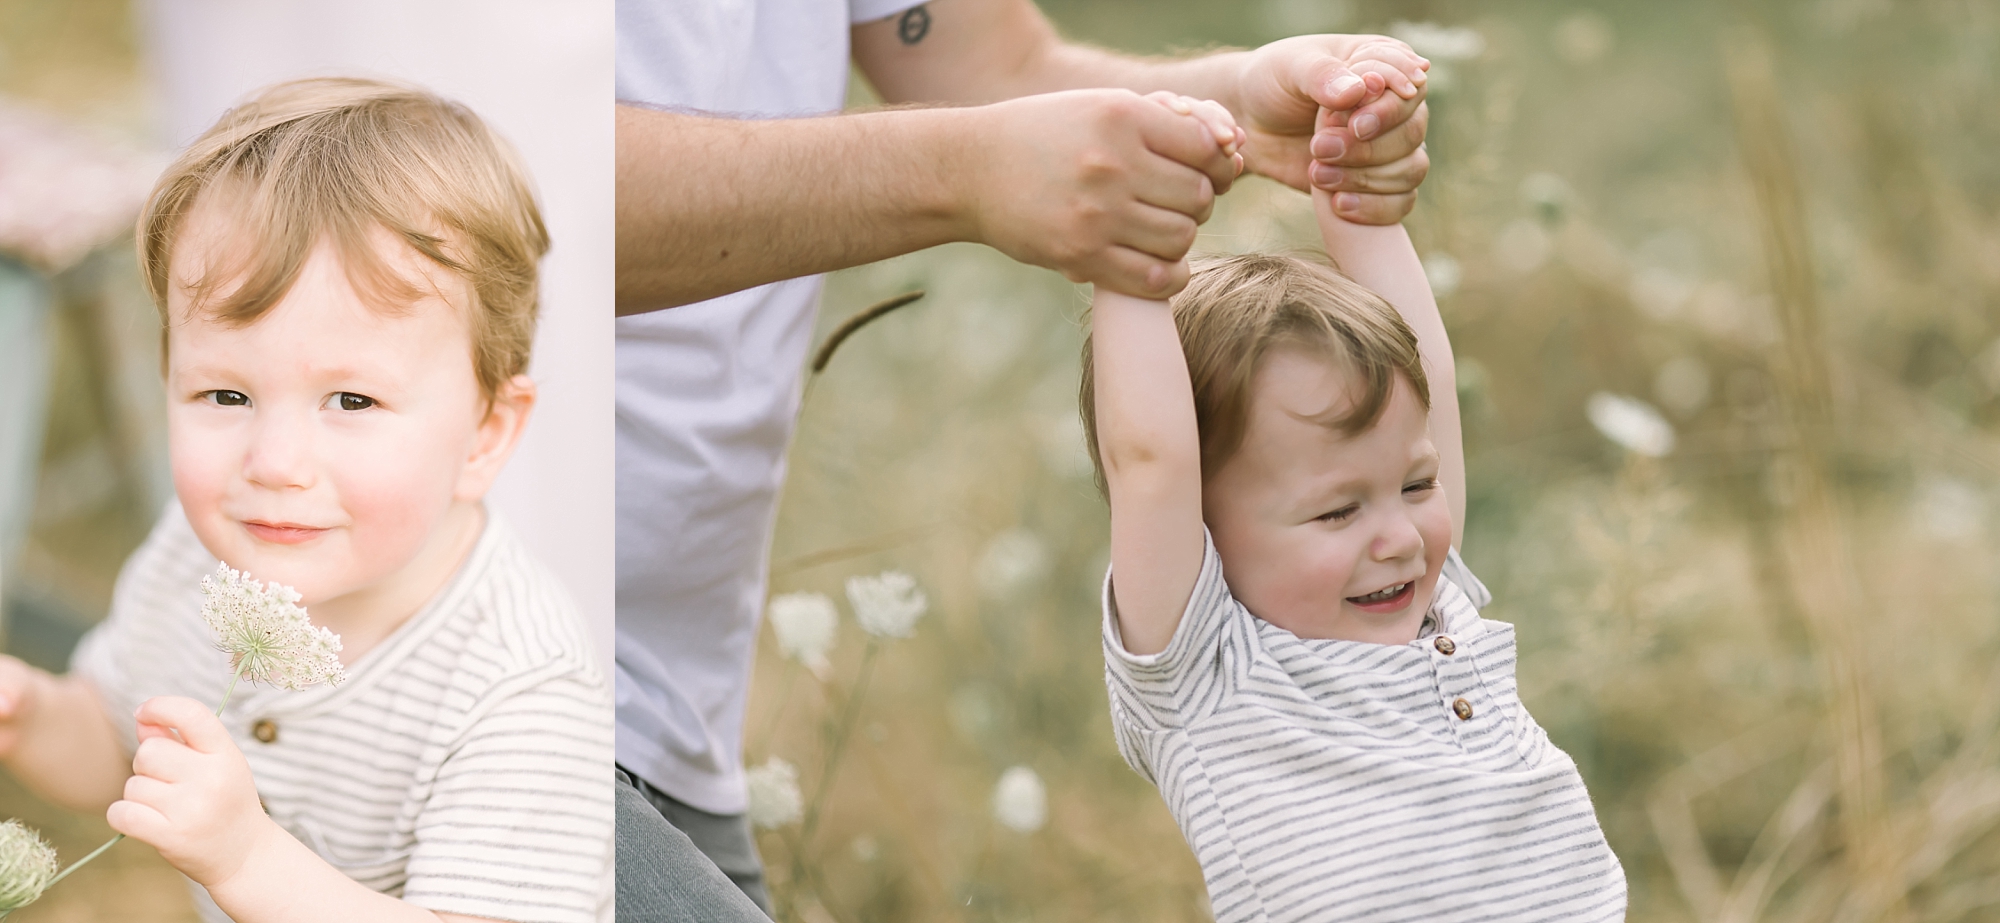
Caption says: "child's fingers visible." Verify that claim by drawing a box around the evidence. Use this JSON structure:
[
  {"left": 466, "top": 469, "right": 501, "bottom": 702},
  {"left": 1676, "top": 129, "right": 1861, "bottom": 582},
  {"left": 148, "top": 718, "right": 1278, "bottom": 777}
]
[
  {"left": 134, "top": 696, "right": 235, "bottom": 756},
  {"left": 105, "top": 797, "right": 173, "bottom": 845},
  {"left": 131, "top": 734, "right": 199, "bottom": 782},
  {"left": 120, "top": 771, "right": 173, "bottom": 809},
  {"left": 1346, "top": 39, "right": 1430, "bottom": 98}
]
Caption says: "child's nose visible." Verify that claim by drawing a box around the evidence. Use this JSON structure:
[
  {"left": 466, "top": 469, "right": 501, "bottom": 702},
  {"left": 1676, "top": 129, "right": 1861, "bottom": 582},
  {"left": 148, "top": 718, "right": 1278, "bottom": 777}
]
[
  {"left": 1371, "top": 509, "right": 1425, "bottom": 562},
  {"left": 241, "top": 408, "right": 317, "bottom": 490}
]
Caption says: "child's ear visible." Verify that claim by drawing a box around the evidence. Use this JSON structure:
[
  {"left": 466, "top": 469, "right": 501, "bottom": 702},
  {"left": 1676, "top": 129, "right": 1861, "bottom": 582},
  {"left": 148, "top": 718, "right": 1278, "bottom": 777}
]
[{"left": 455, "top": 374, "right": 537, "bottom": 502}]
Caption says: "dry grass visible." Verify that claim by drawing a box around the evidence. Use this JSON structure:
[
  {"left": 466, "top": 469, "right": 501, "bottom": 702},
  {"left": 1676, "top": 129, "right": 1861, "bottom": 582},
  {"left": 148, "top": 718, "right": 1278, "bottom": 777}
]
[{"left": 747, "top": 3, "right": 2000, "bottom": 922}]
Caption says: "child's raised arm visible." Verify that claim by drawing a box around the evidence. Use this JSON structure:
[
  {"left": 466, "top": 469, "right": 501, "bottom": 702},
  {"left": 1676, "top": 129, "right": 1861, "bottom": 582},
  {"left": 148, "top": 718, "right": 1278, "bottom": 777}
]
[
  {"left": 1313, "top": 185, "right": 1466, "bottom": 548},
  {"left": 1093, "top": 289, "right": 1208, "bottom": 656}
]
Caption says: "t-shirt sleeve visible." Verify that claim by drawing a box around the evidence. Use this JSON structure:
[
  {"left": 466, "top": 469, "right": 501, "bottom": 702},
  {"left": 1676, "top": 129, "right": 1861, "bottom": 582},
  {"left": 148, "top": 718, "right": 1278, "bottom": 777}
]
[
  {"left": 850, "top": 0, "right": 925, "bottom": 24},
  {"left": 1101, "top": 530, "right": 1242, "bottom": 763},
  {"left": 400, "top": 668, "right": 615, "bottom": 923}
]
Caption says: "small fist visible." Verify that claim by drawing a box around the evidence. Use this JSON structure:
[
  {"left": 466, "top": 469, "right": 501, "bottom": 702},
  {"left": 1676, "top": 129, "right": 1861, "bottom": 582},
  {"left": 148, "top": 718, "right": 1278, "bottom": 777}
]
[
  {"left": 0, "top": 655, "right": 48, "bottom": 759},
  {"left": 106, "top": 696, "right": 272, "bottom": 887}
]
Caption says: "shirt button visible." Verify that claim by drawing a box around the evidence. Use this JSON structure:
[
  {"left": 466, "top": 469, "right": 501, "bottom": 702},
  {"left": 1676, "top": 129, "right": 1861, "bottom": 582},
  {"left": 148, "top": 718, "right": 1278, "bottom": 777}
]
[
  {"left": 1451, "top": 698, "right": 1474, "bottom": 721},
  {"left": 252, "top": 719, "right": 279, "bottom": 744},
  {"left": 1433, "top": 636, "right": 1456, "bottom": 655}
]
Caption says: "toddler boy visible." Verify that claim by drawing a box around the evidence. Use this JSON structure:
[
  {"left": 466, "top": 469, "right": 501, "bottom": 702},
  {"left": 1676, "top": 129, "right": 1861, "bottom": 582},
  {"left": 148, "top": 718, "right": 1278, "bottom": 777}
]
[
  {"left": 0, "top": 78, "right": 610, "bottom": 922},
  {"left": 1084, "top": 92, "right": 1627, "bottom": 921}
]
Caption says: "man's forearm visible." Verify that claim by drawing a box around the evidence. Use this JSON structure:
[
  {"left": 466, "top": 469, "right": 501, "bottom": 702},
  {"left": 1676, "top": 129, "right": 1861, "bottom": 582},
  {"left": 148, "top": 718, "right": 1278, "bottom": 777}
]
[
  {"left": 615, "top": 104, "right": 973, "bottom": 313},
  {"left": 854, "top": 2, "right": 1251, "bottom": 111}
]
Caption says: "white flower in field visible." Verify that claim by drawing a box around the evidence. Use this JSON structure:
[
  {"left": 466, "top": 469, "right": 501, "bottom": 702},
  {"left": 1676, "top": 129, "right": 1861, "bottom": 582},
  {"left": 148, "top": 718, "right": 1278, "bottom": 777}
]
[
  {"left": 767, "top": 592, "right": 838, "bottom": 677},
  {"left": 846, "top": 571, "right": 927, "bottom": 639},
  {"left": 977, "top": 530, "right": 1049, "bottom": 601},
  {"left": 201, "top": 564, "right": 345, "bottom": 690},
  {"left": 1389, "top": 21, "right": 1486, "bottom": 60},
  {"left": 1421, "top": 252, "right": 1461, "bottom": 297},
  {"left": 1586, "top": 392, "right": 1675, "bottom": 457},
  {"left": 745, "top": 757, "right": 803, "bottom": 829},
  {"left": 0, "top": 819, "right": 56, "bottom": 911},
  {"left": 992, "top": 766, "right": 1047, "bottom": 833}
]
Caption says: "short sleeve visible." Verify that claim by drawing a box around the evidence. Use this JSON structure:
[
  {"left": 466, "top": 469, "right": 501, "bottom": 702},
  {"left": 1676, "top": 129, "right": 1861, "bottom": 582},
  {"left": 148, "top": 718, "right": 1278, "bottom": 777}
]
[
  {"left": 1101, "top": 530, "right": 1244, "bottom": 744},
  {"left": 401, "top": 671, "right": 616, "bottom": 923},
  {"left": 849, "top": 0, "right": 925, "bottom": 25}
]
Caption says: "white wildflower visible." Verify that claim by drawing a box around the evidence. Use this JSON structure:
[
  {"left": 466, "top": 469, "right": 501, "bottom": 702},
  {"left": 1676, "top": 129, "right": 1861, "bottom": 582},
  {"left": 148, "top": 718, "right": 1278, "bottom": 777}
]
[
  {"left": 1389, "top": 21, "right": 1486, "bottom": 60},
  {"left": 201, "top": 564, "right": 345, "bottom": 690},
  {"left": 992, "top": 766, "right": 1047, "bottom": 833},
  {"left": 1421, "top": 252, "right": 1462, "bottom": 297},
  {"left": 846, "top": 571, "right": 927, "bottom": 639},
  {"left": 0, "top": 820, "right": 56, "bottom": 911},
  {"left": 1586, "top": 392, "right": 1675, "bottom": 457},
  {"left": 976, "top": 530, "right": 1049, "bottom": 602},
  {"left": 768, "top": 592, "right": 838, "bottom": 678},
  {"left": 745, "top": 757, "right": 803, "bottom": 829}
]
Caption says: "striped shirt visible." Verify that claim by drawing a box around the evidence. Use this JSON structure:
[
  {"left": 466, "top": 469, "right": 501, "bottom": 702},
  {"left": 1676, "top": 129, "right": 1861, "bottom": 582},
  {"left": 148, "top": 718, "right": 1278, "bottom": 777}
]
[
  {"left": 1103, "top": 536, "right": 1626, "bottom": 923},
  {"left": 73, "top": 504, "right": 613, "bottom": 923}
]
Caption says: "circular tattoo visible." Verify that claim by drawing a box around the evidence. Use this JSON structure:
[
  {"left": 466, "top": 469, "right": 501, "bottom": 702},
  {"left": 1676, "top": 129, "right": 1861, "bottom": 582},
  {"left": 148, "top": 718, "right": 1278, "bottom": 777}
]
[{"left": 898, "top": 5, "right": 932, "bottom": 45}]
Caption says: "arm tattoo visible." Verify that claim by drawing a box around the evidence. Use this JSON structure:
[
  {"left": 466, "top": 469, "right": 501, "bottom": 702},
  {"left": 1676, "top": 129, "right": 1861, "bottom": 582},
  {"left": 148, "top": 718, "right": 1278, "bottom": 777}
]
[{"left": 897, "top": 5, "right": 932, "bottom": 45}]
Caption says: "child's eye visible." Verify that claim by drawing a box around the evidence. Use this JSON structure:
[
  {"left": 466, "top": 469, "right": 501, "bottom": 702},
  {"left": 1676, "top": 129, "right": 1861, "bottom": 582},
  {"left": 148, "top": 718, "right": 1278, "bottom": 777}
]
[
  {"left": 1315, "top": 504, "right": 1359, "bottom": 524},
  {"left": 1404, "top": 478, "right": 1439, "bottom": 495},
  {"left": 329, "top": 392, "right": 377, "bottom": 412},
  {"left": 203, "top": 390, "right": 250, "bottom": 407}
]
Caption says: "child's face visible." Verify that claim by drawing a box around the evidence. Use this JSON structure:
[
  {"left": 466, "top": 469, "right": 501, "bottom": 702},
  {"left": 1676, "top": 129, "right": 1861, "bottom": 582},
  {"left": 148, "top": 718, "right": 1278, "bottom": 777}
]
[
  {"left": 1204, "top": 348, "right": 1452, "bottom": 645},
  {"left": 164, "top": 207, "right": 517, "bottom": 611}
]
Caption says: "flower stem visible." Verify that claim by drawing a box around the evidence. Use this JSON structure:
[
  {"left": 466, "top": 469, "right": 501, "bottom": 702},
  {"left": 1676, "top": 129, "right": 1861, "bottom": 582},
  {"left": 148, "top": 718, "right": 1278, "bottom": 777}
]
[
  {"left": 798, "top": 640, "right": 879, "bottom": 846},
  {"left": 215, "top": 659, "right": 248, "bottom": 715},
  {"left": 47, "top": 831, "right": 123, "bottom": 889}
]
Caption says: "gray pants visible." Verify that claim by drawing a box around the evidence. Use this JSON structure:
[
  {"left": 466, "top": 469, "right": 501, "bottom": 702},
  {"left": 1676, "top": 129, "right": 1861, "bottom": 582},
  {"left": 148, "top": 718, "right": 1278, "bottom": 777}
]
[{"left": 615, "top": 767, "right": 774, "bottom": 921}]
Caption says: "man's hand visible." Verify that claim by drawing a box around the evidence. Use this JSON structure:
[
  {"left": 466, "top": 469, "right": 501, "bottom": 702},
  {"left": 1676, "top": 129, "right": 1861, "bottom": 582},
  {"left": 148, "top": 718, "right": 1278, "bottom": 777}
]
[
  {"left": 1234, "top": 34, "right": 1431, "bottom": 224},
  {"left": 964, "top": 89, "right": 1243, "bottom": 297},
  {"left": 0, "top": 655, "right": 48, "bottom": 759},
  {"left": 108, "top": 696, "right": 275, "bottom": 888}
]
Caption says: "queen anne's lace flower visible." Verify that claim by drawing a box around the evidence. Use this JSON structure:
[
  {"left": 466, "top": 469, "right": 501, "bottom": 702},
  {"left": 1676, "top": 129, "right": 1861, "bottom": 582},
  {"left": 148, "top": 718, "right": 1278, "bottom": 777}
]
[
  {"left": 745, "top": 757, "right": 803, "bottom": 829},
  {"left": 846, "top": 571, "right": 927, "bottom": 639},
  {"left": 767, "top": 592, "right": 838, "bottom": 677},
  {"left": 0, "top": 820, "right": 57, "bottom": 911},
  {"left": 201, "top": 564, "right": 346, "bottom": 690},
  {"left": 992, "top": 766, "right": 1047, "bottom": 833}
]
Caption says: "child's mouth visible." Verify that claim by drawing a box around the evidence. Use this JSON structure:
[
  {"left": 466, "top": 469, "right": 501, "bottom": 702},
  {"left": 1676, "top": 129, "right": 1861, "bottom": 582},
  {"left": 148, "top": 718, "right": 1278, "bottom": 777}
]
[
  {"left": 1345, "top": 581, "right": 1415, "bottom": 611},
  {"left": 243, "top": 520, "right": 329, "bottom": 545}
]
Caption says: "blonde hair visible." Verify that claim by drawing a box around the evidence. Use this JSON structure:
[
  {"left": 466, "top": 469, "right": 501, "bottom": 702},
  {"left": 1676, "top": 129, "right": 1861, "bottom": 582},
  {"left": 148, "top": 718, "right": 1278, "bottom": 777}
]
[
  {"left": 1080, "top": 254, "right": 1430, "bottom": 493},
  {"left": 138, "top": 76, "right": 549, "bottom": 398}
]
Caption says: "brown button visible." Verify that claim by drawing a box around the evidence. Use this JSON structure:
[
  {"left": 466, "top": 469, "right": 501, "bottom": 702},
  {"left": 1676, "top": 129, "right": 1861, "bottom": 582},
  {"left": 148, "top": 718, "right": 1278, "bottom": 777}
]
[
  {"left": 252, "top": 719, "right": 279, "bottom": 744},
  {"left": 1433, "top": 636, "right": 1456, "bottom": 655},
  {"left": 1451, "top": 698, "right": 1474, "bottom": 721}
]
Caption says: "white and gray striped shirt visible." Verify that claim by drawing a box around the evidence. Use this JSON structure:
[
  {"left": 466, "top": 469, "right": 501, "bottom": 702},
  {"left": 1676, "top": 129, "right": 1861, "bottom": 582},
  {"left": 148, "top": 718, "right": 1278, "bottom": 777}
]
[
  {"left": 74, "top": 504, "right": 613, "bottom": 923},
  {"left": 1103, "top": 537, "right": 1626, "bottom": 923}
]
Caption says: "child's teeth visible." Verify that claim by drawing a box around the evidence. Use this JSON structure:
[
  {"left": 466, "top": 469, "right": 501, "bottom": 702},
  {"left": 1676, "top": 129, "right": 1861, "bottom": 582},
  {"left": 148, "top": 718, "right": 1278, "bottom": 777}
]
[{"left": 1353, "top": 583, "right": 1407, "bottom": 604}]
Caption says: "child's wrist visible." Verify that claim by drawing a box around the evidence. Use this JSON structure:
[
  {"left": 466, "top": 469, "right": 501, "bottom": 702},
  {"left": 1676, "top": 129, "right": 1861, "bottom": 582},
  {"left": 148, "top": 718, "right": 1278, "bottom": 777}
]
[{"left": 199, "top": 813, "right": 289, "bottom": 898}]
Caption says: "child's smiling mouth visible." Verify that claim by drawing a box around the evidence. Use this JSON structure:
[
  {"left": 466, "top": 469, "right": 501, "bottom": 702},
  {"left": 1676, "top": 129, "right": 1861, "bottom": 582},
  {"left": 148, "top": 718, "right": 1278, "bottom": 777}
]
[
  {"left": 1346, "top": 580, "right": 1416, "bottom": 612},
  {"left": 242, "top": 520, "right": 331, "bottom": 545}
]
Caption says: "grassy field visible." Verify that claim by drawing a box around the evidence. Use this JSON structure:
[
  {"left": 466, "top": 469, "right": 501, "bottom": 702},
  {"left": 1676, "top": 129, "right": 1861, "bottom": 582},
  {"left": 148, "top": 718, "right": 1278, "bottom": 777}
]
[{"left": 748, "top": 2, "right": 2000, "bottom": 922}]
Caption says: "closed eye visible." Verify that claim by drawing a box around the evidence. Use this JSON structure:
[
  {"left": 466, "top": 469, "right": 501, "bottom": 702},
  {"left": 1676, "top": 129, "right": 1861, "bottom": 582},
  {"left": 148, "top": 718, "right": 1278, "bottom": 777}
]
[
  {"left": 326, "top": 392, "right": 378, "bottom": 412},
  {"left": 1404, "top": 477, "right": 1439, "bottom": 495},
  {"left": 1314, "top": 503, "right": 1359, "bottom": 524},
  {"left": 201, "top": 390, "right": 250, "bottom": 407}
]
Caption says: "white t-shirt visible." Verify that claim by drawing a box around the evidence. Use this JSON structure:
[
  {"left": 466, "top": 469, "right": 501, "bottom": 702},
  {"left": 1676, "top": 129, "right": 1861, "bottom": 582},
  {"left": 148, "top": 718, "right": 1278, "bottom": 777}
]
[
  {"left": 74, "top": 505, "right": 614, "bottom": 923},
  {"left": 614, "top": 0, "right": 921, "bottom": 815},
  {"left": 1103, "top": 536, "right": 1627, "bottom": 923}
]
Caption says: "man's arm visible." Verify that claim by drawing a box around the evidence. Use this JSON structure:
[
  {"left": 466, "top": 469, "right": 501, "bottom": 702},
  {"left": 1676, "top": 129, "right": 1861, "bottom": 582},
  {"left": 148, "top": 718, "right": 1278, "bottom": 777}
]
[
  {"left": 617, "top": 94, "right": 1238, "bottom": 312},
  {"left": 851, "top": 0, "right": 1430, "bottom": 217},
  {"left": 1313, "top": 187, "right": 1465, "bottom": 547}
]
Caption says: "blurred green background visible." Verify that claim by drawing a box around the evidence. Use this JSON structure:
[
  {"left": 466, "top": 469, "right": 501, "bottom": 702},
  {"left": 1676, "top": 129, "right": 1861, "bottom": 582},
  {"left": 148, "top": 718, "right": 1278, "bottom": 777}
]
[{"left": 748, "top": 2, "right": 2000, "bottom": 922}]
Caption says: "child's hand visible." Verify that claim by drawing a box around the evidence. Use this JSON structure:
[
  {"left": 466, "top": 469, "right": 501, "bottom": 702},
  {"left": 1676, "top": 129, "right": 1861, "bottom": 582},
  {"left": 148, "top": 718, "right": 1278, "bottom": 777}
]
[
  {"left": 1142, "top": 92, "right": 1246, "bottom": 179},
  {"left": 1310, "top": 41, "right": 1430, "bottom": 217},
  {"left": 0, "top": 656, "right": 48, "bottom": 758},
  {"left": 107, "top": 696, "right": 275, "bottom": 888}
]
